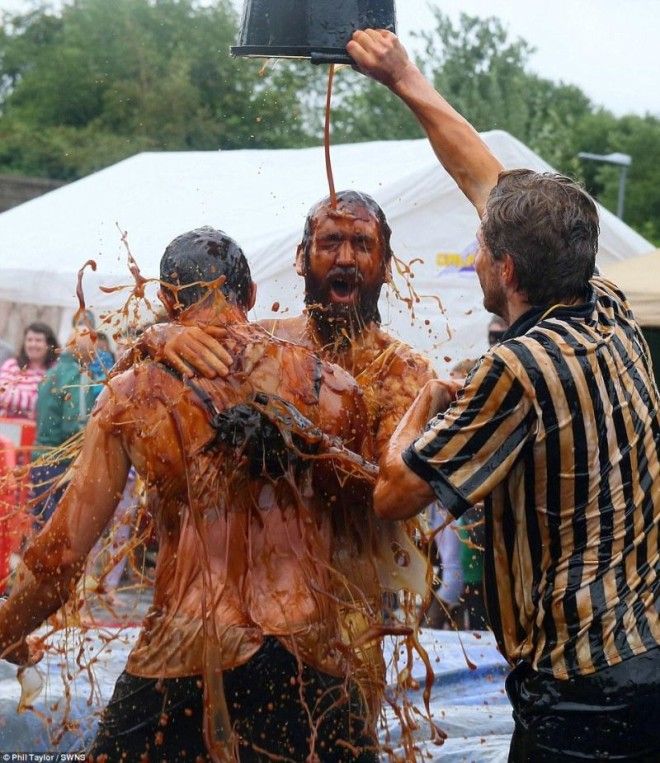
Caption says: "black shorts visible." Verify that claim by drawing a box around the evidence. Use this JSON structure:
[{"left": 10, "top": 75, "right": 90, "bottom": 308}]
[
  {"left": 506, "top": 648, "right": 660, "bottom": 762},
  {"left": 88, "top": 636, "right": 378, "bottom": 762}
]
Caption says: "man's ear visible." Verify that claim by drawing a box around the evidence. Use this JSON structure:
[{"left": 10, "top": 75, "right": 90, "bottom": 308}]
[
  {"left": 158, "top": 287, "right": 177, "bottom": 317},
  {"left": 295, "top": 244, "right": 306, "bottom": 277},
  {"left": 500, "top": 254, "right": 518, "bottom": 290},
  {"left": 247, "top": 281, "right": 257, "bottom": 311}
]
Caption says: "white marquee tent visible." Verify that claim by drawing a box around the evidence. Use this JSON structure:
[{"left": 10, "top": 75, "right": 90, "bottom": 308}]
[
  {"left": 603, "top": 248, "right": 660, "bottom": 328},
  {"left": 0, "top": 132, "right": 653, "bottom": 371}
]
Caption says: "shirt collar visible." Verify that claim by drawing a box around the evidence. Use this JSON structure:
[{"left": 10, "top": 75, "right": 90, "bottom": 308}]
[{"left": 502, "top": 287, "right": 596, "bottom": 341}]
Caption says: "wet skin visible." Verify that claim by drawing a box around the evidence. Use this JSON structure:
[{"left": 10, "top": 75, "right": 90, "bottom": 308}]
[
  {"left": 124, "top": 204, "right": 439, "bottom": 747},
  {"left": 275, "top": 202, "right": 436, "bottom": 459},
  {"left": 0, "top": 301, "right": 372, "bottom": 654},
  {"left": 140, "top": 202, "right": 437, "bottom": 459},
  {"left": 474, "top": 225, "right": 508, "bottom": 320},
  {"left": 136, "top": 203, "right": 437, "bottom": 607},
  {"left": 0, "top": 297, "right": 381, "bottom": 758}
]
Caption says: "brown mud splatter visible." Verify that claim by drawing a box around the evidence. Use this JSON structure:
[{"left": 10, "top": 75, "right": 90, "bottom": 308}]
[{"left": 73, "top": 260, "right": 98, "bottom": 341}]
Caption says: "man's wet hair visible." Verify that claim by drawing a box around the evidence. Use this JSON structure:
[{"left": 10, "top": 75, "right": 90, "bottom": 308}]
[
  {"left": 160, "top": 226, "right": 253, "bottom": 310},
  {"left": 300, "top": 190, "right": 394, "bottom": 265},
  {"left": 483, "top": 170, "right": 599, "bottom": 307}
]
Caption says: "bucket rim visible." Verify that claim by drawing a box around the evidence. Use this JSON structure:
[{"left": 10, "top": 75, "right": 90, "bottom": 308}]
[{"left": 231, "top": 45, "right": 354, "bottom": 64}]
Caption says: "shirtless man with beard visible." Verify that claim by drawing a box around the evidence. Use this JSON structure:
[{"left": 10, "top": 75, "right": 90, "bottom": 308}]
[
  {"left": 271, "top": 192, "right": 436, "bottom": 460},
  {"left": 131, "top": 192, "right": 438, "bottom": 744},
  {"left": 0, "top": 227, "right": 380, "bottom": 763},
  {"left": 138, "top": 189, "right": 437, "bottom": 672},
  {"left": 144, "top": 191, "right": 436, "bottom": 546}
]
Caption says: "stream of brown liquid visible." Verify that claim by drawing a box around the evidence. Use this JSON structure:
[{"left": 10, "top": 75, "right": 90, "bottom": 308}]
[{"left": 324, "top": 64, "right": 337, "bottom": 208}]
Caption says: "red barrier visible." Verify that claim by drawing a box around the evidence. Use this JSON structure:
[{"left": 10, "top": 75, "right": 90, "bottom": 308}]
[
  {"left": 0, "top": 436, "right": 17, "bottom": 591},
  {"left": 0, "top": 419, "right": 35, "bottom": 592},
  {"left": 0, "top": 417, "right": 36, "bottom": 466}
]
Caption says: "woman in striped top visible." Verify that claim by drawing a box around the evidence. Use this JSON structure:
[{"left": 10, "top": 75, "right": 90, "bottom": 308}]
[
  {"left": 0, "top": 322, "right": 59, "bottom": 420},
  {"left": 349, "top": 31, "right": 659, "bottom": 761}
]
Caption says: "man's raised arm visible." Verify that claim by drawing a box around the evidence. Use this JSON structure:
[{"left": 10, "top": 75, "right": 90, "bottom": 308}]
[{"left": 347, "top": 29, "right": 503, "bottom": 218}]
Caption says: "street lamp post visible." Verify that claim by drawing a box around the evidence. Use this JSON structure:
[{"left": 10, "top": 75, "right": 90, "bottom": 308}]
[{"left": 578, "top": 151, "right": 632, "bottom": 220}]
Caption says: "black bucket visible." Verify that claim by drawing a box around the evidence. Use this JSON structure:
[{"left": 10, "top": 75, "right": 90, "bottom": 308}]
[{"left": 231, "top": 0, "right": 397, "bottom": 65}]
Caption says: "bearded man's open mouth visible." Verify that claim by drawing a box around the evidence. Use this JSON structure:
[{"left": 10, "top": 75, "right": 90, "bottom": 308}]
[{"left": 329, "top": 273, "right": 359, "bottom": 304}]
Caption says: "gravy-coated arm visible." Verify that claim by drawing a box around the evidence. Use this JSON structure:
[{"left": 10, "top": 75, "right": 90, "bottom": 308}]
[
  {"left": 0, "top": 395, "right": 130, "bottom": 665},
  {"left": 374, "top": 379, "right": 458, "bottom": 520},
  {"left": 347, "top": 30, "right": 503, "bottom": 218}
]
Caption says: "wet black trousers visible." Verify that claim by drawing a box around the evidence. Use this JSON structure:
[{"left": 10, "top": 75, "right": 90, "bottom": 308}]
[
  {"left": 506, "top": 649, "right": 660, "bottom": 762},
  {"left": 88, "top": 637, "right": 378, "bottom": 762}
]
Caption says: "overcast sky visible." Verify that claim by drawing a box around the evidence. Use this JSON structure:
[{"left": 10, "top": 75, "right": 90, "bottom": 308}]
[
  {"left": 2, "top": 0, "right": 658, "bottom": 116},
  {"left": 395, "top": 0, "right": 660, "bottom": 117}
]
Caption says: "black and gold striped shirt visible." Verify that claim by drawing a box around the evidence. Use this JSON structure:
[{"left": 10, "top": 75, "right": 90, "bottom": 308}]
[{"left": 404, "top": 277, "right": 659, "bottom": 679}]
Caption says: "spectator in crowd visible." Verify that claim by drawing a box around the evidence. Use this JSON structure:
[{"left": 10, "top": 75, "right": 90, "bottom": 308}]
[
  {"left": 426, "top": 358, "right": 479, "bottom": 630},
  {"left": 457, "top": 505, "right": 487, "bottom": 630},
  {"left": 0, "top": 322, "right": 59, "bottom": 420},
  {"left": 30, "top": 325, "right": 99, "bottom": 525},
  {"left": 88, "top": 330, "right": 115, "bottom": 388},
  {"left": 94, "top": 332, "right": 115, "bottom": 363},
  {"left": 426, "top": 501, "right": 463, "bottom": 628},
  {"left": 450, "top": 320, "right": 506, "bottom": 629},
  {"left": 72, "top": 313, "right": 115, "bottom": 396}
]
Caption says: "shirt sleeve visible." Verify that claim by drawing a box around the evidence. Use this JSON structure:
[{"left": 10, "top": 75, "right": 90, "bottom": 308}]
[{"left": 403, "top": 352, "right": 536, "bottom": 519}]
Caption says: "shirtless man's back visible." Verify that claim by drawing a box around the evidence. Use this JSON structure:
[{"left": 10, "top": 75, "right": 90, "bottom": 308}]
[
  {"left": 110, "top": 319, "right": 370, "bottom": 676},
  {"left": 0, "top": 228, "right": 377, "bottom": 763}
]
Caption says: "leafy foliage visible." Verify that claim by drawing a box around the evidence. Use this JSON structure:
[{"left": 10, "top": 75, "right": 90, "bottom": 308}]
[
  {"left": 0, "top": 2, "right": 658, "bottom": 243},
  {"left": 0, "top": 0, "right": 322, "bottom": 179}
]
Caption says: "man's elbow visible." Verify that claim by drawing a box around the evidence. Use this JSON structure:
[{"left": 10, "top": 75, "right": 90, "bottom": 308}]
[
  {"left": 373, "top": 480, "right": 392, "bottom": 519},
  {"left": 373, "top": 454, "right": 434, "bottom": 520},
  {"left": 373, "top": 451, "right": 399, "bottom": 518},
  {"left": 373, "top": 477, "right": 414, "bottom": 520}
]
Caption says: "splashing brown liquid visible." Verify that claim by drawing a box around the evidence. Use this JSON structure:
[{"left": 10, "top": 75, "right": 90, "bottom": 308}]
[
  {"left": 118, "top": 225, "right": 149, "bottom": 300},
  {"left": 73, "top": 260, "right": 98, "bottom": 341},
  {"left": 324, "top": 64, "right": 337, "bottom": 208},
  {"left": 0, "top": 171, "right": 474, "bottom": 762},
  {"left": 98, "top": 228, "right": 160, "bottom": 328}
]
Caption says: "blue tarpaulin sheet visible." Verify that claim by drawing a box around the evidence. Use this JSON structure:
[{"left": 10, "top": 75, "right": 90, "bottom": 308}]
[{"left": 0, "top": 627, "right": 513, "bottom": 761}]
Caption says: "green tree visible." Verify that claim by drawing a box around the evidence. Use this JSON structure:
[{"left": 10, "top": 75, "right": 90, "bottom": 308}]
[
  {"left": 326, "top": 66, "right": 424, "bottom": 144},
  {"left": 1, "top": 1, "right": 658, "bottom": 244},
  {"left": 330, "top": 11, "right": 593, "bottom": 160},
  {"left": 332, "top": 8, "right": 659, "bottom": 244},
  {"left": 0, "top": 0, "right": 322, "bottom": 179},
  {"left": 594, "top": 116, "right": 660, "bottom": 243},
  {"left": 422, "top": 12, "right": 534, "bottom": 138}
]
